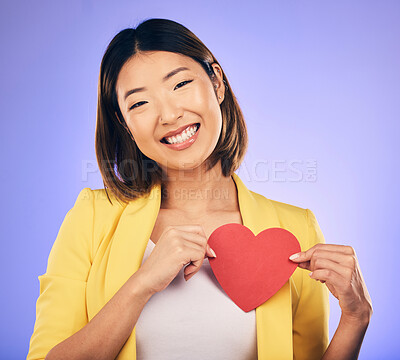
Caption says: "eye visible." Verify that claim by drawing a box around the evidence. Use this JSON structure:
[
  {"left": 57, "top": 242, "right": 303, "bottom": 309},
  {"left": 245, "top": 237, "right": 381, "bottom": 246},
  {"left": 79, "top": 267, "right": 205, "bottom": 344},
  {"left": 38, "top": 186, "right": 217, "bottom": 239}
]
[
  {"left": 128, "top": 80, "right": 193, "bottom": 111},
  {"left": 129, "top": 101, "right": 147, "bottom": 111},
  {"left": 174, "top": 79, "right": 193, "bottom": 90}
]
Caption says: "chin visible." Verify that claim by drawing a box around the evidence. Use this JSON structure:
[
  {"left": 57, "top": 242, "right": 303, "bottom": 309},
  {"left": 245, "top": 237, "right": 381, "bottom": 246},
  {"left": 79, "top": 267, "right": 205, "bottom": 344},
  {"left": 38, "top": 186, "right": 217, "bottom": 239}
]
[{"left": 161, "top": 157, "right": 207, "bottom": 171}]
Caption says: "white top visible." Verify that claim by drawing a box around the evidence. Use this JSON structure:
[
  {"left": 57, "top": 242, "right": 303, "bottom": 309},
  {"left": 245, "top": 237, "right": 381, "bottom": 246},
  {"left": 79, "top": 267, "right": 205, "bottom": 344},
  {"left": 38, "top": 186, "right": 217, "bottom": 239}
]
[{"left": 136, "top": 239, "right": 258, "bottom": 360}]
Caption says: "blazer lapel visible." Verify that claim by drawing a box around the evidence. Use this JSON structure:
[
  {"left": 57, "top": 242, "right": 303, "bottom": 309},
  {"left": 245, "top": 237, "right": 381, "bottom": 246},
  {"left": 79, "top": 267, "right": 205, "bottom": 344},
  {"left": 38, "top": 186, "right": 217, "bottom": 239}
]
[
  {"left": 105, "top": 173, "right": 293, "bottom": 359},
  {"left": 104, "top": 185, "right": 161, "bottom": 360},
  {"left": 232, "top": 173, "right": 293, "bottom": 360}
]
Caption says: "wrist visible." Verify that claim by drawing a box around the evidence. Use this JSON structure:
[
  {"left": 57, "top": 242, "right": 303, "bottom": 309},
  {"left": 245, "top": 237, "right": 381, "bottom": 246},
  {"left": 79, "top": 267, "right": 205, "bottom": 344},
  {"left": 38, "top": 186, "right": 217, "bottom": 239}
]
[
  {"left": 128, "top": 271, "right": 156, "bottom": 302},
  {"left": 340, "top": 309, "right": 372, "bottom": 329}
]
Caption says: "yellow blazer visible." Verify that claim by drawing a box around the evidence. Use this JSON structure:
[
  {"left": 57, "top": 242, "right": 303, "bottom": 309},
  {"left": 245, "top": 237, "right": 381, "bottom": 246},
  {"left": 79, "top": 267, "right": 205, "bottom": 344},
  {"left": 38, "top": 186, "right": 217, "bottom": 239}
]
[{"left": 27, "top": 172, "right": 329, "bottom": 360}]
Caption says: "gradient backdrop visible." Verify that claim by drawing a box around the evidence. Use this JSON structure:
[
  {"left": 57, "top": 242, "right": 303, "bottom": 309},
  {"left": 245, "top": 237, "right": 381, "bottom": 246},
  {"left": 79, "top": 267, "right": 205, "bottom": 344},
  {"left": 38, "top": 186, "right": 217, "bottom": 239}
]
[{"left": 1, "top": 1, "right": 398, "bottom": 359}]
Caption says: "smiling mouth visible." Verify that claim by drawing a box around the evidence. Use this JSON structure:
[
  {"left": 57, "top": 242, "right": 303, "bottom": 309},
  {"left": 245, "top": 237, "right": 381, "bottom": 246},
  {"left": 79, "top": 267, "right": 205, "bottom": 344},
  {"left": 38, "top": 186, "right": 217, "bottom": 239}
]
[{"left": 160, "top": 123, "right": 200, "bottom": 144}]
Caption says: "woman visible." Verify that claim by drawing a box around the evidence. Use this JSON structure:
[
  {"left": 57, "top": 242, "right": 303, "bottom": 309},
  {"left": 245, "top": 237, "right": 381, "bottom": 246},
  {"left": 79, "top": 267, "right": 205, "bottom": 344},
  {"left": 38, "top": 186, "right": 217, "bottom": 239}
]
[{"left": 27, "top": 18, "right": 373, "bottom": 360}]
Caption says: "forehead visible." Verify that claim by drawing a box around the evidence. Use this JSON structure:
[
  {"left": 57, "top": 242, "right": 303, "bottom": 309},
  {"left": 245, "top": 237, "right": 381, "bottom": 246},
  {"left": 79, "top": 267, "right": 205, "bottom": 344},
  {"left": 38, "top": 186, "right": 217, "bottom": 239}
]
[{"left": 117, "top": 51, "right": 203, "bottom": 89}]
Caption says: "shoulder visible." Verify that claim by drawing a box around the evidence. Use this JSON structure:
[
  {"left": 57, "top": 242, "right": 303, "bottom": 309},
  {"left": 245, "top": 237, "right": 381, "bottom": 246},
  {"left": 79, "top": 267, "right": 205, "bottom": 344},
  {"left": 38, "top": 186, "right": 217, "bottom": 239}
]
[
  {"left": 73, "top": 187, "right": 127, "bottom": 215},
  {"left": 70, "top": 187, "right": 127, "bottom": 226},
  {"left": 70, "top": 188, "right": 130, "bottom": 259}
]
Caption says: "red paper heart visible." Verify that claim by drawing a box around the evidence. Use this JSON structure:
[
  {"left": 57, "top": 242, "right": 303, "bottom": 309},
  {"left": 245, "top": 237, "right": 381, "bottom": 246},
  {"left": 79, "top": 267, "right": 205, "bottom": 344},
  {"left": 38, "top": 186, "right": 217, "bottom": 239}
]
[{"left": 207, "top": 224, "right": 301, "bottom": 312}]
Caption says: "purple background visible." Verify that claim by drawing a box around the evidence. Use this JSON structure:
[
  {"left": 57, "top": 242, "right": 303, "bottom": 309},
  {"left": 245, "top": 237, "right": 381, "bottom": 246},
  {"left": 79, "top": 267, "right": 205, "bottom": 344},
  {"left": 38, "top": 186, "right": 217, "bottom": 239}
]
[{"left": 1, "top": 1, "right": 398, "bottom": 358}]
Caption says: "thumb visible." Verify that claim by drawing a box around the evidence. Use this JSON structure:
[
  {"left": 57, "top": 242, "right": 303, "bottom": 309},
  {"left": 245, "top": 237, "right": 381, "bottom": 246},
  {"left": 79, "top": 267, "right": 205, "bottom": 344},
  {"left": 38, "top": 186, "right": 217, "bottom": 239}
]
[{"left": 205, "top": 244, "right": 217, "bottom": 259}]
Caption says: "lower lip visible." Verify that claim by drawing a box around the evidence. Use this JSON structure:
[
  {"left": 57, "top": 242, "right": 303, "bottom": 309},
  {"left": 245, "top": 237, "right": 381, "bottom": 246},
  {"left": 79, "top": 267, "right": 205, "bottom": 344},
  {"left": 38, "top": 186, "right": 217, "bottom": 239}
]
[{"left": 161, "top": 124, "right": 200, "bottom": 151}]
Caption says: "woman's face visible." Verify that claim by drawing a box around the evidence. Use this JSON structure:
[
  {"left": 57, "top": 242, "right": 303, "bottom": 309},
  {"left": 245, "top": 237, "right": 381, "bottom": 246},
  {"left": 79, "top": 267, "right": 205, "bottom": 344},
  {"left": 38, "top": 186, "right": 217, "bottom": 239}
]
[{"left": 115, "top": 51, "right": 225, "bottom": 172}]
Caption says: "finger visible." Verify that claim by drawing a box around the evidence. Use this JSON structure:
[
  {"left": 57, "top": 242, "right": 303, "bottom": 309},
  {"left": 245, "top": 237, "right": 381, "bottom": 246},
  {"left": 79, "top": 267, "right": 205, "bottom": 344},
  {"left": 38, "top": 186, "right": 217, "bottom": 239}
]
[
  {"left": 310, "top": 267, "right": 347, "bottom": 291},
  {"left": 184, "top": 245, "right": 217, "bottom": 281},
  {"left": 185, "top": 271, "right": 196, "bottom": 281},
  {"left": 297, "top": 253, "right": 353, "bottom": 272},
  {"left": 179, "top": 232, "right": 216, "bottom": 258},
  {"left": 168, "top": 224, "right": 207, "bottom": 238},
  {"left": 163, "top": 227, "right": 206, "bottom": 248},
  {"left": 160, "top": 225, "right": 206, "bottom": 245},
  {"left": 180, "top": 242, "right": 204, "bottom": 268},
  {"left": 180, "top": 239, "right": 204, "bottom": 254},
  {"left": 309, "top": 252, "right": 355, "bottom": 273},
  {"left": 289, "top": 244, "right": 355, "bottom": 262},
  {"left": 181, "top": 231, "right": 208, "bottom": 247},
  {"left": 309, "top": 257, "right": 354, "bottom": 281},
  {"left": 205, "top": 244, "right": 217, "bottom": 259},
  {"left": 185, "top": 247, "right": 215, "bottom": 279},
  {"left": 295, "top": 250, "right": 356, "bottom": 273},
  {"left": 182, "top": 246, "right": 206, "bottom": 277}
]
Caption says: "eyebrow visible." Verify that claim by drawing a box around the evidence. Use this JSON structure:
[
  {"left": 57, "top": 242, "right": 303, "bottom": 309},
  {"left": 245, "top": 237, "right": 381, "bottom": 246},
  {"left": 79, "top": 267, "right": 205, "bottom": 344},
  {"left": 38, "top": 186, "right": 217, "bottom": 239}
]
[{"left": 124, "top": 66, "right": 190, "bottom": 100}]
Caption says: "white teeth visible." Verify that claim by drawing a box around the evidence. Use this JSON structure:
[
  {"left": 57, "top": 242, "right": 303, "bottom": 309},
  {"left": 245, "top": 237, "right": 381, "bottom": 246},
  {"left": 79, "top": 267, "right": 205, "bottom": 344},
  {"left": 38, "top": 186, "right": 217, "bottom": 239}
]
[{"left": 164, "top": 124, "right": 198, "bottom": 144}]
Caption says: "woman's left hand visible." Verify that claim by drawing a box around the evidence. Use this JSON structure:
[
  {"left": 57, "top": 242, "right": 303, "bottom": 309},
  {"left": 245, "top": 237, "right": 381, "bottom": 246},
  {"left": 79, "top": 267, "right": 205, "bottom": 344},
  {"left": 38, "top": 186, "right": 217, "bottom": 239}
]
[{"left": 289, "top": 244, "right": 373, "bottom": 324}]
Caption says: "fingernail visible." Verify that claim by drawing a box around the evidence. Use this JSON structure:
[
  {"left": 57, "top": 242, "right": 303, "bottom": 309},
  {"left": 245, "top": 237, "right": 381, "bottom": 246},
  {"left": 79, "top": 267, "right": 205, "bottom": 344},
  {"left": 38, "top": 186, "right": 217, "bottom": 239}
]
[
  {"left": 210, "top": 248, "right": 217, "bottom": 258},
  {"left": 289, "top": 253, "right": 300, "bottom": 260},
  {"left": 308, "top": 272, "right": 313, "bottom": 277}
]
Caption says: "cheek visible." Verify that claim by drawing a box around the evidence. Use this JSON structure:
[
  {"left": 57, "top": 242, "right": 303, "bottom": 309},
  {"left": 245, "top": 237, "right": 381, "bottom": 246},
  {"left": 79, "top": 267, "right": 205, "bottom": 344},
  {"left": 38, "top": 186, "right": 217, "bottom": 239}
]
[
  {"left": 189, "top": 86, "right": 218, "bottom": 115},
  {"left": 128, "top": 125, "right": 156, "bottom": 158},
  {"left": 126, "top": 118, "right": 151, "bottom": 142},
  {"left": 124, "top": 122, "right": 156, "bottom": 157}
]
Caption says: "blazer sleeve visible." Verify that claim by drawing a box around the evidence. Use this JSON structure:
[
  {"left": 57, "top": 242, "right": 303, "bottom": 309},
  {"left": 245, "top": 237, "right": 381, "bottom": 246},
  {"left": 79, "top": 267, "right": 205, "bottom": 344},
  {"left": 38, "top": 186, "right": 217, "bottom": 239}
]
[
  {"left": 27, "top": 188, "right": 94, "bottom": 360},
  {"left": 292, "top": 208, "right": 330, "bottom": 360}
]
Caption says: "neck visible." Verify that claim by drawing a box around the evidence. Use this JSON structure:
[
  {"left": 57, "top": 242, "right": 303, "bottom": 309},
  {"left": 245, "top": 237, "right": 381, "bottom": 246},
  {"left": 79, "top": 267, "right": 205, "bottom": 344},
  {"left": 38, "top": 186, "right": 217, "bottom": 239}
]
[{"left": 160, "top": 162, "right": 238, "bottom": 216}]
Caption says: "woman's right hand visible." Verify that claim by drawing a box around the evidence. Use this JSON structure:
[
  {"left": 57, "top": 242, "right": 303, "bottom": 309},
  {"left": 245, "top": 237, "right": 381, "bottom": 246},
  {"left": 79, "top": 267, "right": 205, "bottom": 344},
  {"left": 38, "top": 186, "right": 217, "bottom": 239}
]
[{"left": 136, "top": 225, "right": 217, "bottom": 295}]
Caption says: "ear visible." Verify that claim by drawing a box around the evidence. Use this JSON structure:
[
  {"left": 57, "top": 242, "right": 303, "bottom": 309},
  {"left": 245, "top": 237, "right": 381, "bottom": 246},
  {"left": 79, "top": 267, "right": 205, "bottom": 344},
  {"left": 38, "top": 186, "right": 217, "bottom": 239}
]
[{"left": 211, "top": 63, "right": 225, "bottom": 104}]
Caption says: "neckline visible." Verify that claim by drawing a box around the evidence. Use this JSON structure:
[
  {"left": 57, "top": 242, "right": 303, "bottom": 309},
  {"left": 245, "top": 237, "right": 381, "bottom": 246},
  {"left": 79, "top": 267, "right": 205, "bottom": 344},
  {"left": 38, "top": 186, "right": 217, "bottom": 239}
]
[{"left": 147, "top": 174, "right": 243, "bottom": 248}]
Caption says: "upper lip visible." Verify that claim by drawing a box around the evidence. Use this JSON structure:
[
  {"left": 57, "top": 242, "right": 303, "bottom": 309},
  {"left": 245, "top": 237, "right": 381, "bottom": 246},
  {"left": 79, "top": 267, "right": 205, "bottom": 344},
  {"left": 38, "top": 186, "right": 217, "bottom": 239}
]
[{"left": 160, "top": 123, "right": 199, "bottom": 140}]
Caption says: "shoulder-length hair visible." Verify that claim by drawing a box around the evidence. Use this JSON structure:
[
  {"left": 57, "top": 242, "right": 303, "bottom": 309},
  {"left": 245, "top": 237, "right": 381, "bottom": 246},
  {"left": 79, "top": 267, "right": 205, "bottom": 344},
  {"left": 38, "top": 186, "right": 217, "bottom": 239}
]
[{"left": 95, "top": 18, "right": 248, "bottom": 205}]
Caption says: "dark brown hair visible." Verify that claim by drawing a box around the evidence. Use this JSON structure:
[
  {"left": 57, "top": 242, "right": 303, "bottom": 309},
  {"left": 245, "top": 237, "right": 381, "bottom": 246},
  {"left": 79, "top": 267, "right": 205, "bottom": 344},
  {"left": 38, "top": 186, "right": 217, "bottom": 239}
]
[{"left": 95, "top": 18, "right": 248, "bottom": 205}]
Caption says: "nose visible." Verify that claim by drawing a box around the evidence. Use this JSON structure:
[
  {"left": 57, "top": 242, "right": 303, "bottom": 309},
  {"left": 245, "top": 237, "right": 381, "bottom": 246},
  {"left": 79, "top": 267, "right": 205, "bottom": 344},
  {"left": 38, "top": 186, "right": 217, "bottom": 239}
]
[{"left": 158, "top": 97, "right": 184, "bottom": 126}]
